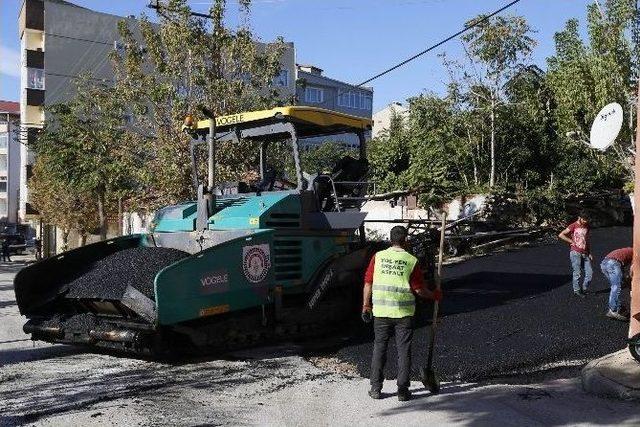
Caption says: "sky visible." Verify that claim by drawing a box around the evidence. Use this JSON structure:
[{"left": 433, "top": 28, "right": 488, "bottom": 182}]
[{"left": 0, "top": 0, "right": 593, "bottom": 111}]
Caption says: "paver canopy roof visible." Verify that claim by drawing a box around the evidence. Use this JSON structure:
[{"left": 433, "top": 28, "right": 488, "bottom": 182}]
[{"left": 185, "top": 106, "right": 372, "bottom": 138}]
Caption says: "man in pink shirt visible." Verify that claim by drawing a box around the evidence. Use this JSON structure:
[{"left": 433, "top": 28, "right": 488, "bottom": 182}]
[
  {"left": 558, "top": 212, "right": 592, "bottom": 297},
  {"left": 600, "top": 247, "right": 632, "bottom": 321}
]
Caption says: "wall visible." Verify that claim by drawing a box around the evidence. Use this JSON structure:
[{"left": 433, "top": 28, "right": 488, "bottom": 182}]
[
  {"left": 296, "top": 69, "right": 373, "bottom": 119},
  {"left": 372, "top": 103, "right": 408, "bottom": 139}
]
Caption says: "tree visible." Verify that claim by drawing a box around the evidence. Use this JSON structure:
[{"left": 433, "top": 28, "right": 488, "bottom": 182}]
[
  {"left": 460, "top": 14, "right": 537, "bottom": 187},
  {"left": 368, "top": 97, "right": 458, "bottom": 206},
  {"left": 299, "top": 142, "right": 359, "bottom": 175},
  {"left": 31, "top": 77, "right": 140, "bottom": 241},
  {"left": 546, "top": 0, "right": 639, "bottom": 192},
  {"left": 111, "top": 0, "right": 287, "bottom": 210},
  {"left": 29, "top": 156, "right": 99, "bottom": 250}
]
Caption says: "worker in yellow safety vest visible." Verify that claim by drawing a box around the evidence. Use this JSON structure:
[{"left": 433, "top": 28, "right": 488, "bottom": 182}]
[{"left": 362, "top": 225, "right": 442, "bottom": 401}]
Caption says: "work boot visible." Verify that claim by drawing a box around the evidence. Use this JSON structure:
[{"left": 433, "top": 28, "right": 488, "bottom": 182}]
[
  {"left": 397, "top": 388, "right": 412, "bottom": 401},
  {"left": 606, "top": 309, "right": 628, "bottom": 321},
  {"left": 368, "top": 389, "right": 382, "bottom": 400}
]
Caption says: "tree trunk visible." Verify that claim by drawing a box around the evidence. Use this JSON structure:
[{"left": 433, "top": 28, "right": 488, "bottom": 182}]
[
  {"left": 61, "top": 229, "right": 70, "bottom": 252},
  {"left": 97, "top": 191, "right": 107, "bottom": 241},
  {"left": 118, "top": 197, "right": 123, "bottom": 237},
  {"left": 489, "top": 95, "right": 496, "bottom": 188},
  {"left": 467, "top": 128, "right": 479, "bottom": 185},
  {"left": 79, "top": 233, "right": 87, "bottom": 247}
]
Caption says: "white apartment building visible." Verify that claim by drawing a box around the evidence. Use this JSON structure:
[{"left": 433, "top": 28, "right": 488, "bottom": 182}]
[
  {"left": 0, "top": 101, "right": 22, "bottom": 225},
  {"left": 372, "top": 102, "right": 408, "bottom": 139}
]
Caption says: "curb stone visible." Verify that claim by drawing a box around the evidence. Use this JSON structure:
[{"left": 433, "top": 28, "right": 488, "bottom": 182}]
[{"left": 582, "top": 349, "right": 640, "bottom": 401}]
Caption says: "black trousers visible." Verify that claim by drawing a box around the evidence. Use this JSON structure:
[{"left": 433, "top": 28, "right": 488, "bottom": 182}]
[{"left": 370, "top": 316, "right": 413, "bottom": 391}]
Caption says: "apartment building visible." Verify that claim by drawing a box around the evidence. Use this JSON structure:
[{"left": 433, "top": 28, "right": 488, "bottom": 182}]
[
  {"left": 296, "top": 65, "right": 373, "bottom": 119},
  {"left": 0, "top": 101, "right": 21, "bottom": 225},
  {"left": 372, "top": 102, "right": 409, "bottom": 139},
  {"left": 295, "top": 65, "right": 373, "bottom": 149}
]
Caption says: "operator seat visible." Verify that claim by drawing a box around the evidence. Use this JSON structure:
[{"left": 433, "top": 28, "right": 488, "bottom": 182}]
[
  {"left": 255, "top": 165, "right": 277, "bottom": 192},
  {"left": 313, "top": 156, "right": 369, "bottom": 212}
]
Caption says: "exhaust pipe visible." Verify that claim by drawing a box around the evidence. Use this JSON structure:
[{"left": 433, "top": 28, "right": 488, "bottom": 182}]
[{"left": 23, "top": 321, "right": 64, "bottom": 338}]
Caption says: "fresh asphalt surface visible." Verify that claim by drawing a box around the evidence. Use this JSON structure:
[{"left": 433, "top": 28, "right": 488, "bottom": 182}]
[{"left": 335, "top": 226, "right": 632, "bottom": 383}]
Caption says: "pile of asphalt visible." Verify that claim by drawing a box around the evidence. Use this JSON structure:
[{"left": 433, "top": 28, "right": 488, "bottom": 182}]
[
  {"left": 335, "top": 226, "right": 631, "bottom": 382},
  {"left": 65, "top": 247, "right": 188, "bottom": 301}
]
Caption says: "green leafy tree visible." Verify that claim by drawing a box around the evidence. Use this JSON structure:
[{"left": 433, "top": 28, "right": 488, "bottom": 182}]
[
  {"left": 299, "top": 142, "right": 358, "bottom": 175},
  {"left": 31, "top": 78, "right": 140, "bottom": 240},
  {"left": 546, "top": 0, "right": 638, "bottom": 192},
  {"left": 111, "top": 0, "right": 287, "bottom": 209},
  {"left": 29, "top": 156, "right": 99, "bottom": 250},
  {"left": 460, "top": 14, "right": 537, "bottom": 187}
]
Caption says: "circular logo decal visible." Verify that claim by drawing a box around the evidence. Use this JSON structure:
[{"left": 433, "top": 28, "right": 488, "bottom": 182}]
[{"left": 243, "top": 244, "right": 271, "bottom": 283}]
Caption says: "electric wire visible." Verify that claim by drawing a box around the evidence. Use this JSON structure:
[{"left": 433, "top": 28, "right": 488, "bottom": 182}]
[{"left": 314, "top": 0, "right": 523, "bottom": 108}]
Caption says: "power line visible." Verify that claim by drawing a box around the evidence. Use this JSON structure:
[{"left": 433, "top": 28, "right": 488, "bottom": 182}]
[
  {"left": 312, "top": 0, "right": 523, "bottom": 109},
  {"left": 355, "top": 0, "right": 523, "bottom": 87},
  {"left": 44, "top": 32, "right": 113, "bottom": 47}
]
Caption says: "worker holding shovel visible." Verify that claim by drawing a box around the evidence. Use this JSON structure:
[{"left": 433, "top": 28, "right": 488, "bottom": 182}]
[{"left": 362, "top": 225, "right": 442, "bottom": 401}]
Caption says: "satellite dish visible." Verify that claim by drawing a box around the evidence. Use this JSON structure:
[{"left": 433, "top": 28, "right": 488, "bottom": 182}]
[{"left": 589, "top": 102, "right": 623, "bottom": 151}]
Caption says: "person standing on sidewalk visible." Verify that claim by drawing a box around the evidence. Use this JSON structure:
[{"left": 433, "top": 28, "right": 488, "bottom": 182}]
[
  {"left": 361, "top": 226, "right": 442, "bottom": 401},
  {"left": 558, "top": 212, "right": 592, "bottom": 297},
  {"left": 600, "top": 247, "right": 632, "bottom": 321}
]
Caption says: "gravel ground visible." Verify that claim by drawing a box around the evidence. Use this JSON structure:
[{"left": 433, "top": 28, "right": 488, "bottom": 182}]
[
  {"left": 335, "top": 226, "right": 632, "bottom": 382},
  {"left": 65, "top": 247, "right": 188, "bottom": 300}
]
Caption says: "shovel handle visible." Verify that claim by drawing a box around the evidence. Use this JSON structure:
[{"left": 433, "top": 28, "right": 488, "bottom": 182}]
[
  {"left": 436, "top": 213, "right": 446, "bottom": 290},
  {"left": 427, "top": 212, "right": 447, "bottom": 368}
]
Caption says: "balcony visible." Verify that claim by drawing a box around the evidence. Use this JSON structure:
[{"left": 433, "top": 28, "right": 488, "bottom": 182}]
[
  {"left": 19, "top": 0, "right": 44, "bottom": 33},
  {"left": 26, "top": 49, "right": 44, "bottom": 69},
  {"left": 26, "top": 89, "right": 44, "bottom": 107},
  {"left": 27, "top": 68, "right": 45, "bottom": 90}
]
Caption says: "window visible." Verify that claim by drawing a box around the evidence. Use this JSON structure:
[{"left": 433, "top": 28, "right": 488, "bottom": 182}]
[
  {"left": 0, "top": 181, "right": 7, "bottom": 193},
  {"left": 0, "top": 134, "right": 7, "bottom": 149},
  {"left": 0, "top": 155, "right": 7, "bottom": 171},
  {"left": 27, "top": 68, "right": 45, "bottom": 90},
  {"left": 273, "top": 69, "right": 289, "bottom": 87},
  {"left": 337, "top": 90, "right": 372, "bottom": 110},
  {"left": 304, "top": 87, "right": 324, "bottom": 103}
]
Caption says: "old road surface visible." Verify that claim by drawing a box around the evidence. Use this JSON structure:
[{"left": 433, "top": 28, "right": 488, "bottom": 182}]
[{"left": 1, "top": 229, "right": 639, "bottom": 426}]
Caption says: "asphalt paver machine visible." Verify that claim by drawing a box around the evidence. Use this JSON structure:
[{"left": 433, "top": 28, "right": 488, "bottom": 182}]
[{"left": 14, "top": 106, "right": 398, "bottom": 355}]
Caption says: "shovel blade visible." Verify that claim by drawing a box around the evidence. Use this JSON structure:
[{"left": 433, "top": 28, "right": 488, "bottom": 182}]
[{"left": 420, "top": 367, "right": 440, "bottom": 394}]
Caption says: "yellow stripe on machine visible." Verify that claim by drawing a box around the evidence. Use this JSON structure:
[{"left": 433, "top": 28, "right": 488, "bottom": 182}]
[
  {"left": 199, "top": 304, "right": 230, "bottom": 317},
  {"left": 184, "top": 106, "right": 373, "bottom": 133}
]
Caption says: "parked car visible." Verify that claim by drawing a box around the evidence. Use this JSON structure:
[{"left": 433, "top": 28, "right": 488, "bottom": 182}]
[{"left": 1, "top": 233, "right": 26, "bottom": 254}]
